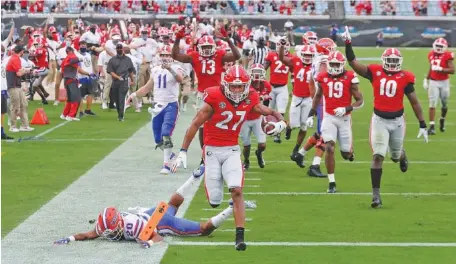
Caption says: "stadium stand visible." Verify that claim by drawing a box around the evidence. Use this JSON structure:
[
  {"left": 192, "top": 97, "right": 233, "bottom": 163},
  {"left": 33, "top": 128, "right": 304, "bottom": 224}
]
[{"left": 344, "top": 0, "right": 454, "bottom": 16}]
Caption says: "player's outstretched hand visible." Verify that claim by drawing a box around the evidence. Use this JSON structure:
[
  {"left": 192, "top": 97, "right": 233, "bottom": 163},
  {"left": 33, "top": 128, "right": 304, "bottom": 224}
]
[
  {"left": 54, "top": 237, "right": 71, "bottom": 245},
  {"left": 422, "top": 78, "right": 428, "bottom": 90},
  {"left": 333, "top": 107, "right": 347, "bottom": 117},
  {"left": 417, "top": 128, "right": 429, "bottom": 143},
  {"left": 341, "top": 26, "right": 352, "bottom": 44},
  {"left": 305, "top": 116, "right": 314, "bottom": 128},
  {"left": 267, "top": 120, "right": 287, "bottom": 136},
  {"left": 171, "top": 150, "right": 187, "bottom": 173}
]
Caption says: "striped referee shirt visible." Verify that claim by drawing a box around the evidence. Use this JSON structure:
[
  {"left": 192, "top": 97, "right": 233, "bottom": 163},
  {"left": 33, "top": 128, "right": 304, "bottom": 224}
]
[{"left": 250, "top": 46, "right": 269, "bottom": 65}]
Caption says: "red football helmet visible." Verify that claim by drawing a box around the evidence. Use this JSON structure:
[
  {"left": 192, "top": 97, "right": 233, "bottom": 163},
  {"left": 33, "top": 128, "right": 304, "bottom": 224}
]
[
  {"left": 299, "top": 45, "right": 316, "bottom": 65},
  {"left": 381, "top": 48, "right": 403, "bottom": 72},
  {"left": 316, "top": 38, "right": 337, "bottom": 55},
  {"left": 198, "top": 35, "right": 216, "bottom": 57},
  {"left": 302, "top": 31, "right": 318, "bottom": 45},
  {"left": 96, "top": 207, "right": 124, "bottom": 241},
  {"left": 222, "top": 64, "right": 251, "bottom": 103},
  {"left": 433, "top": 38, "right": 448, "bottom": 54},
  {"left": 159, "top": 45, "right": 173, "bottom": 66},
  {"left": 276, "top": 38, "right": 291, "bottom": 55},
  {"left": 327, "top": 51, "right": 346, "bottom": 76},
  {"left": 49, "top": 26, "right": 56, "bottom": 33},
  {"left": 249, "top": 63, "right": 266, "bottom": 81}
]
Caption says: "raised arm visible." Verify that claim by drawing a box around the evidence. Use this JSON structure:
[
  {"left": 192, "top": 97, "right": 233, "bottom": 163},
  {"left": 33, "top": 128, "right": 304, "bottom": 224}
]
[
  {"left": 172, "top": 28, "right": 193, "bottom": 63},
  {"left": 278, "top": 43, "right": 292, "bottom": 68},
  {"left": 345, "top": 42, "right": 370, "bottom": 79},
  {"left": 222, "top": 38, "right": 241, "bottom": 63}
]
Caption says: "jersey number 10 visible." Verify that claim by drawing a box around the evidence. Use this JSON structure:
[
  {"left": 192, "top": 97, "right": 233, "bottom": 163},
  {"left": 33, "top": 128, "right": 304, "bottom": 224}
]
[{"left": 379, "top": 78, "right": 397, "bottom": 97}]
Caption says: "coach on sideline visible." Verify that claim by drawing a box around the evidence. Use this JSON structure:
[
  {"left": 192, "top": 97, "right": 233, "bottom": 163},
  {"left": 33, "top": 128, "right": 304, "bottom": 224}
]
[
  {"left": 6, "top": 45, "right": 34, "bottom": 132},
  {"left": 107, "top": 44, "right": 136, "bottom": 121}
]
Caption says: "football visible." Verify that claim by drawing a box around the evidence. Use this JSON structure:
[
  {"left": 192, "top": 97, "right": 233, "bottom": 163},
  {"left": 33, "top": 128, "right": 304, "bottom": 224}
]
[{"left": 262, "top": 115, "right": 279, "bottom": 134}]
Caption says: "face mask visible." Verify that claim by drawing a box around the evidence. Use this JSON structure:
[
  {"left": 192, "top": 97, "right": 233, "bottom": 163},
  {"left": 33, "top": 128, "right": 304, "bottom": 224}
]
[
  {"left": 23, "top": 54, "right": 29, "bottom": 60},
  {"left": 116, "top": 50, "right": 123, "bottom": 56},
  {"left": 90, "top": 28, "right": 96, "bottom": 34},
  {"left": 80, "top": 47, "right": 87, "bottom": 53},
  {"left": 203, "top": 22, "right": 208, "bottom": 26},
  {"left": 142, "top": 35, "right": 148, "bottom": 40},
  {"left": 113, "top": 40, "right": 119, "bottom": 45}
]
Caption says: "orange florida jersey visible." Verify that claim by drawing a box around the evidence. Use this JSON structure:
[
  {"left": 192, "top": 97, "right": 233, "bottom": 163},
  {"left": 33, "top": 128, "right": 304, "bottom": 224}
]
[
  {"left": 33, "top": 48, "right": 49, "bottom": 68},
  {"left": 247, "top": 81, "right": 272, "bottom": 120},
  {"left": 203, "top": 86, "right": 260, "bottom": 146},
  {"left": 290, "top": 56, "right": 312, "bottom": 97},
  {"left": 428, "top": 50, "right": 454, "bottom": 81},
  {"left": 316, "top": 70, "right": 359, "bottom": 116},
  {"left": 367, "top": 64, "right": 415, "bottom": 116},
  {"left": 189, "top": 49, "right": 226, "bottom": 92},
  {"left": 266, "top": 51, "right": 290, "bottom": 86}
]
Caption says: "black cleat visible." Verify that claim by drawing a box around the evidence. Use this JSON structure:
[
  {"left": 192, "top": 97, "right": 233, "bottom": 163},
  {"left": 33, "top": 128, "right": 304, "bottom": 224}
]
[
  {"left": 84, "top": 110, "right": 96, "bottom": 116},
  {"left": 79, "top": 111, "right": 85, "bottom": 118},
  {"left": 399, "top": 149, "right": 408, "bottom": 173},
  {"left": 41, "top": 99, "right": 49, "bottom": 105},
  {"left": 1, "top": 134, "right": 14, "bottom": 140},
  {"left": 243, "top": 160, "right": 250, "bottom": 171},
  {"left": 348, "top": 152, "right": 355, "bottom": 162},
  {"left": 255, "top": 150, "right": 265, "bottom": 168},
  {"left": 273, "top": 135, "right": 281, "bottom": 144},
  {"left": 440, "top": 118, "right": 445, "bottom": 132},
  {"left": 235, "top": 241, "right": 247, "bottom": 251},
  {"left": 291, "top": 153, "right": 305, "bottom": 168},
  {"left": 327, "top": 182, "right": 337, "bottom": 193},
  {"left": 308, "top": 165, "right": 327, "bottom": 178},
  {"left": 285, "top": 127, "right": 292, "bottom": 140},
  {"left": 428, "top": 125, "right": 436, "bottom": 135},
  {"left": 371, "top": 197, "right": 383, "bottom": 208}
]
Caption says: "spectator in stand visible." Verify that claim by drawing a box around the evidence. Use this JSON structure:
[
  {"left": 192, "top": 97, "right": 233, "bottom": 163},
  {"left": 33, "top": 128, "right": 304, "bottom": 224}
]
[
  {"left": 279, "top": 1, "right": 286, "bottom": 14},
  {"left": 440, "top": 0, "right": 451, "bottom": 16},
  {"left": 271, "top": 0, "right": 278, "bottom": 12},
  {"left": 380, "top": 1, "right": 396, "bottom": 16},
  {"left": 239, "top": 0, "right": 245, "bottom": 12},
  {"left": 376, "top": 31, "right": 384, "bottom": 48},
  {"left": 453, "top": 1, "right": 456, "bottom": 16},
  {"left": 258, "top": 1, "right": 265, "bottom": 13}
]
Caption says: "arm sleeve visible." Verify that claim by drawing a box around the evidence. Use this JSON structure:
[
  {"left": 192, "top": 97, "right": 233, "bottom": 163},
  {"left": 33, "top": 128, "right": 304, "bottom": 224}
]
[
  {"left": 365, "top": 65, "right": 374, "bottom": 82},
  {"left": 404, "top": 83, "right": 415, "bottom": 94}
]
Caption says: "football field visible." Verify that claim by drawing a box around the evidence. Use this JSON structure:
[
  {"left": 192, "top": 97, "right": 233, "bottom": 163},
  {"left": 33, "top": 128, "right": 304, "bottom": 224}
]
[{"left": 2, "top": 47, "right": 456, "bottom": 263}]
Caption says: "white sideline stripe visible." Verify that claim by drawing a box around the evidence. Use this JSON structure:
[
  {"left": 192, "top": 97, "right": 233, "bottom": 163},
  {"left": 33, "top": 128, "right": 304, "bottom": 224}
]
[
  {"left": 244, "top": 178, "right": 262, "bottom": 181},
  {"left": 218, "top": 229, "right": 251, "bottom": 232},
  {"left": 168, "top": 241, "right": 456, "bottom": 247},
  {"left": 226, "top": 192, "right": 456, "bottom": 196},
  {"left": 34, "top": 121, "right": 70, "bottom": 138},
  {"left": 202, "top": 208, "right": 254, "bottom": 212},
  {"left": 244, "top": 185, "right": 261, "bottom": 188},
  {"left": 200, "top": 218, "right": 253, "bottom": 221},
  {"left": 250, "top": 138, "right": 456, "bottom": 143}
]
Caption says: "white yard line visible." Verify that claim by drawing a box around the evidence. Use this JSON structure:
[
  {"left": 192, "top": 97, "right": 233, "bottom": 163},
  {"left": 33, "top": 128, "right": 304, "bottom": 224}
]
[
  {"left": 226, "top": 192, "right": 456, "bottom": 196},
  {"left": 200, "top": 218, "right": 253, "bottom": 222},
  {"left": 281, "top": 160, "right": 456, "bottom": 164},
  {"left": 244, "top": 185, "right": 261, "bottom": 188},
  {"left": 244, "top": 178, "right": 262, "bottom": 181},
  {"left": 34, "top": 120, "right": 70, "bottom": 138},
  {"left": 202, "top": 208, "right": 255, "bottom": 212},
  {"left": 168, "top": 241, "right": 456, "bottom": 247},
  {"left": 217, "top": 229, "right": 251, "bottom": 232}
]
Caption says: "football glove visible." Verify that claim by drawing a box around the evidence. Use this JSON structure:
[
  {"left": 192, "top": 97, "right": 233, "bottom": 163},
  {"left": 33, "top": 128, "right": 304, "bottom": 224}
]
[
  {"left": 333, "top": 107, "right": 347, "bottom": 117},
  {"left": 171, "top": 150, "right": 187, "bottom": 173},
  {"left": 341, "top": 26, "right": 352, "bottom": 44},
  {"left": 417, "top": 128, "right": 429, "bottom": 143},
  {"left": 423, "top": 78, "right": 428, "bottom": 90},
  {"left": 54, "top": 237, "right": 71, "bottom": 245},
  {"left": 175, "top": 26, "right": 186, "bottom": 39},
  {"left": 431, "top": 65, "right": 443, "bottom": 72},
  {"left": 306, "top": 116, "right": 314, "bottom": 128},
  {"left": 267, "top": 120, "right": 287, "bottom": 136},
  {"left": 279, "top": 37, "right": 287, "bottom": 46}
]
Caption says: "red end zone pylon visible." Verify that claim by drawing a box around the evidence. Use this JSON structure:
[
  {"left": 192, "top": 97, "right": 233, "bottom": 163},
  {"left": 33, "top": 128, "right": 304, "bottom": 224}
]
[{"left": 30, "top": 108, "right": 50, "bottom": 125}]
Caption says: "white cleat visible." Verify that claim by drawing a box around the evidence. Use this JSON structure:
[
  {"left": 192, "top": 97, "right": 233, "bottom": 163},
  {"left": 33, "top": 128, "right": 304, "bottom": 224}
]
[
  {"left": 160, "top": 167, "right": 171, "bottom": 175},
  {"left": 19, "top": 126, "right": 34, "bottom": 132},
  {"left": 53, "top": 100, "right": 60, "bottom": 106},
  {"left": 135, "top": 108, "right": 141, "bottom": 113},
  {"left": 66, "top": 116, "right": 80, "bottom": 121},
  {"left": 9, "top": 127, "right": 19, "bottom": 133},
  {"left": 182, "top": 103, "right": 187, "bottom": 112},
  {"left": 60, "top": 114, "right": 67, "bottom": 120},
  {"left": 102, "top": 103, "right": 108, "bottom": 110}
]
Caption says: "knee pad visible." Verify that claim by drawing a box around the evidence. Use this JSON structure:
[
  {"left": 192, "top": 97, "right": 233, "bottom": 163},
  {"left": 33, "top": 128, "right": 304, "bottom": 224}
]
[
  {"left": 373, "top": 154, "right": 384, "bottom": 163},
  {"left": 163, "top": 136, "right": 173, "bottom": 149}
]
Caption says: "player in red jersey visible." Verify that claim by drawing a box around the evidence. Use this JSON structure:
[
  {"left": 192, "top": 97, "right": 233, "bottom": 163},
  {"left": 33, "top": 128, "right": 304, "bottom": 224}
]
[
  {"left": 170, "top": 65, "right": 286, "bottom": 251},
  {"left": 240, "top": 63, "right": 272, "bottom": 170},
  {"left": 29, "top": 41, "right": 50, "bottom": 104},
  {"left": 307, "top": 51, "right": 363, "bottom": 193},
  {"left": 172, "top": 26, "right": 241, "bottom": 178},
  {"left": 342, "top": 26, "right": 428, "bottom": 208},
  {"left": 279, "top": 41, "right": 316, "bottom": 166},
  {"left": 302, "top": 31, "right": 318, "bottom": 45},
  {"left": 265, "top": 38, "right": 291, "bottom": 143},
  {"left": 423, "top": 38, "right": 455, "bottom": 134}
]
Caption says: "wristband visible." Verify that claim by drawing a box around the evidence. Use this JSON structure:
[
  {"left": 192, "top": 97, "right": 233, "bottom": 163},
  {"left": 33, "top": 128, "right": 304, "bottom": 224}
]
[
  {"left": 69, "top": 236, "right": 75, "bottom": 242},
  {"left": 345, "top": 106, "right": 354, "bottom": 113},
  {"left": 180, "top": 148, "right": 187, "bottom": 152},
  {"left": 419, "top": 120, "right": 427, "bottom": 128}
]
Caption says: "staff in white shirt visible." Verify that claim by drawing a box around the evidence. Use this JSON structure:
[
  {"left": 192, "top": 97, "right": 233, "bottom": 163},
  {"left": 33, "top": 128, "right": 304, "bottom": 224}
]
[
  {"left": 130, "top": 28, "right": 159, "bottom": 91},
  {"left": 80, "top": 24, "right": 102, "bottom": 72},
  {"left": 242, "top": 34, "right": 257, "bottom": 68},
  {"left": 75, "top": 41, "right": 97, "bottom": 116}
]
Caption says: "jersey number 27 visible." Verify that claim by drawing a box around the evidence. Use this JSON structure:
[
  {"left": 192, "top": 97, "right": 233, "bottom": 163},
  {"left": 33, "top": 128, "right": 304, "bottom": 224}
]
[{"left": 216, "top": 111, "right": 246, "bottom": 130}]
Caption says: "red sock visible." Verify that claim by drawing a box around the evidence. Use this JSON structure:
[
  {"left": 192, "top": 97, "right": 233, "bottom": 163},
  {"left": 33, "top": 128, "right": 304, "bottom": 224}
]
[
  {"left": 63, "top": 102, "right": 71, "bottom": 116},
  {"left": 69, "top": 102, "right": 79, "bottom": 117}
]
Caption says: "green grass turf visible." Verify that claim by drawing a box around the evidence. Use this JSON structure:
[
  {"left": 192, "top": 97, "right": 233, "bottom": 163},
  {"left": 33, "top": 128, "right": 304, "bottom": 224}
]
[
  {"left": 163, "top": 47, "right": 456, "bottom": 263},
  {"left": 1, "top": 102, "right": 149, "bottom": 236}
]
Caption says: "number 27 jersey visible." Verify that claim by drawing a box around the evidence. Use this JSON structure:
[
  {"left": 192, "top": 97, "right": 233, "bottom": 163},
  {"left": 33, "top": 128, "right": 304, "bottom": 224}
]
[
  {"left": 203, "top": 86, "right": 260, "bottom": 146},
  {"left": 189, "top": 49, "right": 226, "bottom": 92}
]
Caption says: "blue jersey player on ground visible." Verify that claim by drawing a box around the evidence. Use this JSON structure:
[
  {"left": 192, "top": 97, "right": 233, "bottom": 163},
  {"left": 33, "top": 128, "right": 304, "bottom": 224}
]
[{"left": 54, "top": 174, "right": 257, "bottom": 246}]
